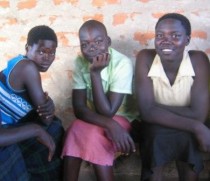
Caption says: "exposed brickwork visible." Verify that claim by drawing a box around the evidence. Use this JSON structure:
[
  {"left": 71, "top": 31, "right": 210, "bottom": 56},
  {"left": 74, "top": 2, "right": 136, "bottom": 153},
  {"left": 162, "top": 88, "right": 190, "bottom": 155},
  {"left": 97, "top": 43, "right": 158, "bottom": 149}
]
[
  {"left": 17, "top": 0, "right": 37, "bottom": 10},
  {"left": 134, "top": 31, "right": 154, "bottom": 46},
  {"left": 83, "top": 14, "right": 104, "bottom": 22},
  {"left": 0, "top": 1, "right": 10, "bottom": 8},
  {"left": 192, "top": 30, "right": 207, "bottom": 40},
  {"left": 113, "top": 13, "right": 128, "bottom": 25}
]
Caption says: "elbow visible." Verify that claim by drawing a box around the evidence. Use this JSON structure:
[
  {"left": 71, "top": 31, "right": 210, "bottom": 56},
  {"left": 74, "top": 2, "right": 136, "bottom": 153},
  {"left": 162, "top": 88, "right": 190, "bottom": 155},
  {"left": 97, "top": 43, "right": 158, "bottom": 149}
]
[
  {"left": 139, "top": 106, "right": 156, "bottom": 123},
  {"left": 193, "top": 108, "right": 209, "bottom": 123},
  {"left": 140, "top": 111, "right": 151, "bottom": 122},
  {"left": 96, "top": 110, "right": 114, "bottom": 118},
  {"left": 106, "top": 112, "right": 115, "bottom": 118},
  {"left": 74, "top": 106, "right": 86, "bottom": 120},
  {"left": 74, "top": 110, "right": 84, "bottom": 120},
  {"left": 95, "top": 106, "right": 115, "bottom": 118},
  {"left": 198, "top": 114, "right": 209, "bottom": 123}
]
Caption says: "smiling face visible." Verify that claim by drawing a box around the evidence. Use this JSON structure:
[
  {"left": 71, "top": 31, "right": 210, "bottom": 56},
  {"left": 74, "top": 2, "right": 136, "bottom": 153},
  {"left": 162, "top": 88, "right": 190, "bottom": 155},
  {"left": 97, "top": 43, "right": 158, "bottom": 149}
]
[
  {"left": 155, "top": 18, "right": 190, "bottom": 61},
  {"left": 26, "top": 40, "right": 57, "bottom": 72},
  {"left": 79, "top": 22, "right": 111, "bottom": 63}
]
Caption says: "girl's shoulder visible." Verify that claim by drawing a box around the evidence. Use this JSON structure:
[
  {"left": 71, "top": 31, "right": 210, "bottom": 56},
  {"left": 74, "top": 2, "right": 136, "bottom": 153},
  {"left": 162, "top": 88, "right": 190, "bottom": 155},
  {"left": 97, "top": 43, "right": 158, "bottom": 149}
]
[
  {"left": 136, "top": 49, "right": 156, "bottom": 67},
  {"left": 188, "top": 50, "right": 209, "bottom": 76},
  {"left": 188, "top": 50, "right": 209, "bottom": 67}
]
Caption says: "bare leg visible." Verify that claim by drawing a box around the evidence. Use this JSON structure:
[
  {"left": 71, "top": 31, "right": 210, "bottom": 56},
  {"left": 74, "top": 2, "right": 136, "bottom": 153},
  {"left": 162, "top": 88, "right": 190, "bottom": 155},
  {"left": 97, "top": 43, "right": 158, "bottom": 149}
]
[
  {"left": 176, "top": 161, "right": 199, "bottom": 181},
  {"left": 63, "top": 156, "right": 82, "bottom": 181},
  {"left": 93, "top": 164, "right": 114, "bottom": 181}
]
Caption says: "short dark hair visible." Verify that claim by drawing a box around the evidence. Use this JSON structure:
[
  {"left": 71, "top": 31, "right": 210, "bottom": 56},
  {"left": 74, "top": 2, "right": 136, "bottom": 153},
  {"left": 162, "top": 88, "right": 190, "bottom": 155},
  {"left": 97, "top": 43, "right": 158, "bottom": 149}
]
[
  {"left": 27, "top": 25, "right": 58, "bottom": 47},
  {"left": 79, "top": 20, "right": 108, "bottom": 36},
  {"left": 155, "top": 13, "right": 191, "bottom": 36}
]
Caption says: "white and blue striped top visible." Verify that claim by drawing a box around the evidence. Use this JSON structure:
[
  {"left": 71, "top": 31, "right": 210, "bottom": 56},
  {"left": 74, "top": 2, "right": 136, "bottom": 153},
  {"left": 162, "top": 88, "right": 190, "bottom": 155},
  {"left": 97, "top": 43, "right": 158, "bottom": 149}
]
[{"left": 0, "top": 55, "right": 32, "bottom": 125}]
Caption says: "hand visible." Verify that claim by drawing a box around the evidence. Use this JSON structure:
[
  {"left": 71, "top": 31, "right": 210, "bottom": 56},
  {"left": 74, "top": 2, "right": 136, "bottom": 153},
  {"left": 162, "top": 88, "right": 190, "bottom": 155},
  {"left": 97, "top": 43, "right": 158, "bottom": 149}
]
[
  {"left": 90, "top": 52, "right": 110, "bottom": 73},
  {"left": 36, "top": 126, "right": 56, "bottom": 162},
  {"left": 105, "top": 121, "right": 136, "bottom": 154},
  {"left": 194, "top": 123, "right": 210, "bottom": 152},
  {"left": 37, "top": 92, "right": 55, "bottom": 125}
]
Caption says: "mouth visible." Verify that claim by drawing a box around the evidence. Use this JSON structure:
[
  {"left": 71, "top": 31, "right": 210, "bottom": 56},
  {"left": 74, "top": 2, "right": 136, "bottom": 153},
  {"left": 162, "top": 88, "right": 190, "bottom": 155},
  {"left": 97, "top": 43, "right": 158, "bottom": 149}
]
[
  {"left": 161, "top": 48, "right": 173, "bottom": 54},
  {"left": 42, "top": 64, "right": 50, "bottom": 68},
  {"left": 84, "top": 54, "right": 99, "bottom": 62},
  {"left": 87, "top": 55, "right": 96, "bottom": 59},
  {"left": 40, "top": 64, "right": 50, "bottom": 70}
]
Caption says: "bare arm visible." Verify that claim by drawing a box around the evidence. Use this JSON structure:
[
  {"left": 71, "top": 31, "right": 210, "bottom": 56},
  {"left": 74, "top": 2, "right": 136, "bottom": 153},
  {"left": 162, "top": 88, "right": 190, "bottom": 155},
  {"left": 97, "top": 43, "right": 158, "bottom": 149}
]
[
  {"left": 135, "top": 49, "right": 210, "bottom": 151},
  {"left": 135, "top": 49, "right": 205, "bottom": 130},
  {"left": 0, "top": 124, "right": 55, "bottom": 161},
  {"left": 19, "top": 60, "right": 54, "bottom": 125},
  {"left": 72, "top": 89, "right": 135, "bottom": 153},
  {"left": 90, "top": 53, "right": 124, "bottom": 116},
  {"left": 90, "top": 71, "right": 124, "bottom": 117}
]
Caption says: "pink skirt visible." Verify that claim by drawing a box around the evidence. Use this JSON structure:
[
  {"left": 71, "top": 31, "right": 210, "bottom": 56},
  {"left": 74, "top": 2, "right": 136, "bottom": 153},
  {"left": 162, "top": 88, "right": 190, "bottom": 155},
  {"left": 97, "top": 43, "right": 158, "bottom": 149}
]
[{"left": 61, "top": 115, "right": 131, "bottom": 166}]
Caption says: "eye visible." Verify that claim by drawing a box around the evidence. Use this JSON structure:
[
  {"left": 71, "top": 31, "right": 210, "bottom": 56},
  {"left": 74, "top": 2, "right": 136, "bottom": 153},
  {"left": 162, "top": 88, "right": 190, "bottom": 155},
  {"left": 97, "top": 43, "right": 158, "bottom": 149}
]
[
  {"left": 95, "top": 40, "right": 103, "bottom": 45},
  {"left": 49, "top": 52, "right": 55, "bottom": 56},
  {"left": 49, "top": 51, "right": 56, "bottom": 56},
  {"left": 81, "top": 43, "right": 87, "bottom": 49},
  {"left": 39, "top": 50, "right": 44, "bottom": 55},
  {"left": 156, "top": 33, "right": 163, "bottom": 39},
  {"left": 172, "top": 34, "right": 181, "bottom": 39}
]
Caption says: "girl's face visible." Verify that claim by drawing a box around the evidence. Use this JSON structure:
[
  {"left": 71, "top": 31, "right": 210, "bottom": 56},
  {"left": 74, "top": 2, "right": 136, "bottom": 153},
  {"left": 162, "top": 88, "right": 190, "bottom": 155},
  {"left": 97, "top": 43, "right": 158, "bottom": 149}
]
[
  {"left": 79, "top": 26, "right": 110, "bottom": 63},
  {"left": 26, "top": 40, "right": 57, "bottom": 72},
  {"left": 155, "top": 18, "right": 190, "bottom": 61}
]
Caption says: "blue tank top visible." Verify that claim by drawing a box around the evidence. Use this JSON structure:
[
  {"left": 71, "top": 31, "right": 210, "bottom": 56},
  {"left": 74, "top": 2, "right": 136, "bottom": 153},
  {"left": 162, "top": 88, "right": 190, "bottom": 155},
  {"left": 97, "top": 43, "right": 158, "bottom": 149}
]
[{"left": 0, "top": 55, "right": 33, "bottom": 125}]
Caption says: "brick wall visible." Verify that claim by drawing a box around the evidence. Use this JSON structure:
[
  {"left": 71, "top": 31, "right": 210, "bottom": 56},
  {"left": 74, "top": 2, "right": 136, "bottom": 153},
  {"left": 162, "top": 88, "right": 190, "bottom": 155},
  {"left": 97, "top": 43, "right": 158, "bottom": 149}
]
[{"left": 0, "top": 0, "right": 210, "bottom": 128}]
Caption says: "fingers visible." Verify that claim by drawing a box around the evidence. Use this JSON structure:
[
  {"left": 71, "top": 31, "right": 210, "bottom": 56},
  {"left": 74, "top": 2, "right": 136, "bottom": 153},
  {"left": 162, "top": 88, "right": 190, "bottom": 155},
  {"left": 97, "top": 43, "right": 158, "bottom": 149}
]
[
  {"left": 37, "top": 104, "right": 54, "bottom": 113},
  {"left": 38, "top": 97, "right": 54, "bottom": 110},
  {"left": 92, "top": 52, "right": 110, "bottom": 66},
  {"left": 121, "top": 136, "right": 131, "bottom": 154},
  {"left": 127, "top": 134, "right": 136, "bottom": 153},
  {"left": 37, "top": 96, "right": 55, "bottom": 119},
  {"left": 115, "top": 142, "right": 122, "bottom": 152},
  {"left": 48, "top": 141, "right": 55, "bottom": 162},
  {"left": 44, "top": 91, "right": 49, "bottom": 99},
  {"left": 48, "top": 149, "right": 54, "bottom": 162},
  {"left": 37, "top": 110, "right": 55, "bottom": 120},
  {"left": 40, "top": 132, "right": 55, "bottom": 161},
  {"left": 118, "top": 134, "right": 136, "bottom": 155},
  {"left": 36, "top": 128, "right": 56, "bottom": 162},
  {"left": 118, "top": 135, "right": 128, "bottom": 153},
  {"left": 37, "top": 109, "right": 55, "bottom": 118},
  {"left": 106, "top": 121, "right": 135, "bottom": 155}
]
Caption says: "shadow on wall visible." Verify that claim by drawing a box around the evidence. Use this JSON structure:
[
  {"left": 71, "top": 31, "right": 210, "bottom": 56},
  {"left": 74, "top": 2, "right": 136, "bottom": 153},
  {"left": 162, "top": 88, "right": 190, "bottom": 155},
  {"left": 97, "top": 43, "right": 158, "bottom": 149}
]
[
  {"left": 111, "top": 38, "right": 154, "bottom": 65},
  {"left": 111, "top": 38, "right": 140, "bottom": 64}
]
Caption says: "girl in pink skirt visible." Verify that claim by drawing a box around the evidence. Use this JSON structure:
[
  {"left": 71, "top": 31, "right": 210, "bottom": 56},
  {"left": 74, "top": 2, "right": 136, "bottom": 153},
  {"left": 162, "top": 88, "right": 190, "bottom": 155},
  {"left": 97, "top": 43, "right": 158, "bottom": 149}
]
[{"left": 62, "top": 20, "right": 136, "bottom": 181}]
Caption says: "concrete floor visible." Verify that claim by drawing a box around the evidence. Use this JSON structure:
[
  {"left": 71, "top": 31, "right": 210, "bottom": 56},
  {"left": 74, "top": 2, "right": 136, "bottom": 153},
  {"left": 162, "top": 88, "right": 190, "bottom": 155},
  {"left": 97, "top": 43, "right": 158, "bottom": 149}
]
[{"left": 77, "top": 152, "right": 210, "bottom": 181}]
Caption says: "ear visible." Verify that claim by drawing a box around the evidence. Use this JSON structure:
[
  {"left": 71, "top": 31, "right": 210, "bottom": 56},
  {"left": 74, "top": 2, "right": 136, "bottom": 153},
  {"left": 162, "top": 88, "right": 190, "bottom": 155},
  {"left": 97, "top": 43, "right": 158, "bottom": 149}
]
[
  {"left": 25, "top": 44, "right": 33, "bottom": 54},
  {"left": 107, "top": 36, "right": 111, "bottom": 46},
  {"left": 25, "top": 44, "right": 29, "bottom": 51},
  {"left": 186, "top": 35, "right": 191, "bottom": 46}
]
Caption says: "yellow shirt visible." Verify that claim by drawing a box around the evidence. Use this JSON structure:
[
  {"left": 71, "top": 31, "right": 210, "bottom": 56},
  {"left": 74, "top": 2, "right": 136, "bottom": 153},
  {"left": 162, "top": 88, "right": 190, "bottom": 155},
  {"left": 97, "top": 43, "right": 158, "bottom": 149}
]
[{"left": 148, "top": 51, "right": 195, "bottom": 106}]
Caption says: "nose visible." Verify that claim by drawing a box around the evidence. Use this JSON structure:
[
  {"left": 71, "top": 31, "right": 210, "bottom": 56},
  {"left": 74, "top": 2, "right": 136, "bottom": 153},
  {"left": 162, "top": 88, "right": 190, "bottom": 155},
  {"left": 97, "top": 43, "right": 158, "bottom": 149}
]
[
  {"left": 44, "top": 53, "right": 49, "bottom": 59},
  {"left": 89, "top": 43, "right": 97, "bottom": 51},
  {"left": 43, "top": 53, "right": 54, "bottom": 62},
  {"left": 162, "top": 34, "right": 172, "bottom": 42}
]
